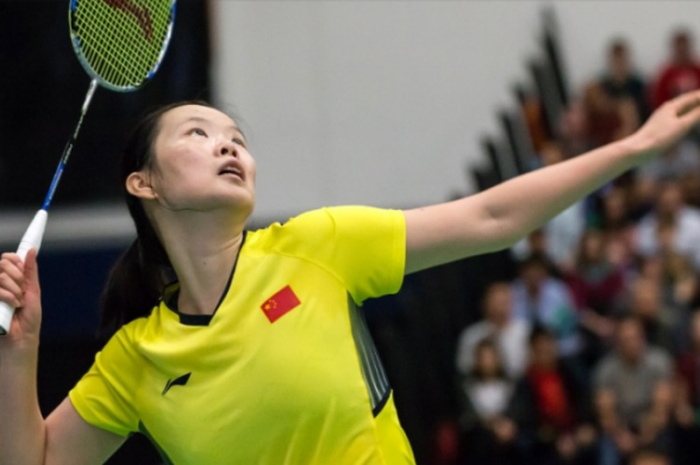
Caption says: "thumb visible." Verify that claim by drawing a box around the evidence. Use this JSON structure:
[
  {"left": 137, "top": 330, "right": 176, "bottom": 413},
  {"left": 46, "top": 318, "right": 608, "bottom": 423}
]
[{"left": 23, "top": 248, "right": 41, "bottom": 295}]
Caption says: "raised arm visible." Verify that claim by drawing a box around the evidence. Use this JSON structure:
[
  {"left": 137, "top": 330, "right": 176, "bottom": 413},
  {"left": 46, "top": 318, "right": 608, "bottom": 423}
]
[
  {"left": 404, "top": 89, "right": 700, "bottom": 274},
  {"left": 0, "top": 250, "right": 124, "bottom": 465}
]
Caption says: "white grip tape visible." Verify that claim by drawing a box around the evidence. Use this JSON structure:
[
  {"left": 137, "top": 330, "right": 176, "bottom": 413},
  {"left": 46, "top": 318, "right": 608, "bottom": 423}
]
[{"left": 0, "top": 210, "right": 48, "bottom": 336}]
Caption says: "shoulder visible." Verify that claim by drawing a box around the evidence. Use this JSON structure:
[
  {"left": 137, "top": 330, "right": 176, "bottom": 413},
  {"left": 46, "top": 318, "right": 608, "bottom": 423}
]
[
  {"left": 248, "top": 206, "right": 403, "bottom": 250},
  {"left": 594, "top": 354, "right": 620, "bottom": 381},
  {"left": 458, "top": 321, "right": 491, "bottom": 344},
  {"left": 646, "top": 347, "right": 673, "bottom": 369}
]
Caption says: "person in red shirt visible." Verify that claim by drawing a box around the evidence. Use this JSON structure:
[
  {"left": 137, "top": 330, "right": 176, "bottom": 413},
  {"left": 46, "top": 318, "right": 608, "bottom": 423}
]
[
  {"left": 653, "top": 30, "right": 700, "bottom": 109},
  {"left": 513, "top": 327, "right": 596, "bottom": 465}
]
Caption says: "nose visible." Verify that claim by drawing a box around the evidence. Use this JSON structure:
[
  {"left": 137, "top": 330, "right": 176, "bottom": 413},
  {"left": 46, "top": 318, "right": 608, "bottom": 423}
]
[{"left": 219, "top": 140, "right": 238, "bottom": 157}]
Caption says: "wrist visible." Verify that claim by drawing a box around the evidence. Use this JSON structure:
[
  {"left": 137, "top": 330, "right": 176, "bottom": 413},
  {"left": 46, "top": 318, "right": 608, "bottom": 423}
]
[
  {"left": 616, "top": 133, "right": 658, "bottom": 165},
  {"left": 0, "top": 337, "right": 40, "bottom": 367}
]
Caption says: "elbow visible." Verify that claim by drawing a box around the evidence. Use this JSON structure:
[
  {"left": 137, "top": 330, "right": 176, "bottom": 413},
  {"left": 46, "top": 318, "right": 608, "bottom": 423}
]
[{"left": 481, "top": 208, "right": 522, "bottom": 253}]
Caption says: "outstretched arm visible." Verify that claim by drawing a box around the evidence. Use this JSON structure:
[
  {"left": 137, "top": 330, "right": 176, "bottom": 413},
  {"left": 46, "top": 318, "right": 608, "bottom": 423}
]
[{"left": 404, "top": 90, "right": 700, "bottom": 274}]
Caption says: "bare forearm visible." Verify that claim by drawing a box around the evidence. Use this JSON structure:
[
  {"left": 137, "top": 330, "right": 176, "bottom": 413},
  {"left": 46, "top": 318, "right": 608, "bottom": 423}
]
[
  {"left": 0, "top": 343, "right": 47, "bottom": 465},
  {"left": 481, "top": 137, "right": 641, "bottom": 246}
]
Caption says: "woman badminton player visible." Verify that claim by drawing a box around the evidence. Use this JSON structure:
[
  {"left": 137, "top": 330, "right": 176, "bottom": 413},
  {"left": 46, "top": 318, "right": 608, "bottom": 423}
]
[{"left": 2, "top": 91, "right": 700, "bottom": 464}]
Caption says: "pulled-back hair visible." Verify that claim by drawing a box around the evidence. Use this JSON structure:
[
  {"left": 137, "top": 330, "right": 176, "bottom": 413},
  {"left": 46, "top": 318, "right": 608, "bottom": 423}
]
[{"left": 99, "top": 100, "right": 214, "bottom": 339}]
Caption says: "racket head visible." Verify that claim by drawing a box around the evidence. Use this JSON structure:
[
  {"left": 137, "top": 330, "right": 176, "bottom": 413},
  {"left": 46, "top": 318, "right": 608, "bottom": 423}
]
[{"left": 68, "top": 0, "right": 177, "bottom": 93}]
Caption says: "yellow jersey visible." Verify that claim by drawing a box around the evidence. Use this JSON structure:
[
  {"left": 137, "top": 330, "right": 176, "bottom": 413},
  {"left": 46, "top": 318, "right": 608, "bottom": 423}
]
[{"left": 69, "top": 206, "right": 416, "bottom": 464}]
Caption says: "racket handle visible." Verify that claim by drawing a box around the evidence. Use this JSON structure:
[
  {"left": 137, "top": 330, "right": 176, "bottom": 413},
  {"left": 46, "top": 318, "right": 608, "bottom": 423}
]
[{"left": 0, "top": 210, "right": 48, "bottom": 336}]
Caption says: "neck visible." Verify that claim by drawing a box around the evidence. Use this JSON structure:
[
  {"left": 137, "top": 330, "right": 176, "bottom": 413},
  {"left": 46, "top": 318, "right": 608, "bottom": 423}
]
[{"left": 153, "top": 207, "right": 248, "bottom": 315}]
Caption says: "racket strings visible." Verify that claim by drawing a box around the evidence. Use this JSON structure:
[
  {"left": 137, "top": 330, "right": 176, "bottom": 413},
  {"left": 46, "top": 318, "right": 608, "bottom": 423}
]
[{"left": 73, "top": 0, "right": 172, "bottom": 89}]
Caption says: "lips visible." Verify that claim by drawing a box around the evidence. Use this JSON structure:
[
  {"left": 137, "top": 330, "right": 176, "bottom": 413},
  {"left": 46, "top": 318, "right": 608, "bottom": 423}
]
[{"left": 218, "top": 160, "right": 244, "bottom": 180}]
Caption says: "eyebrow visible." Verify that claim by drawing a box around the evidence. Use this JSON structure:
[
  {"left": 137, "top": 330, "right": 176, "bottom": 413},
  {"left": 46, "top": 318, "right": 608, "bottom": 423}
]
[{"left": 179, "top": 116, "right": 246, "bottom": 138}]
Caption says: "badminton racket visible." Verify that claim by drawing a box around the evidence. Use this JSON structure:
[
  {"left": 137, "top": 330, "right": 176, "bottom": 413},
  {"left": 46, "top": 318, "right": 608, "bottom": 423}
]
[{"left": 0, "top": 0, "right": 177, "bottom": 335}]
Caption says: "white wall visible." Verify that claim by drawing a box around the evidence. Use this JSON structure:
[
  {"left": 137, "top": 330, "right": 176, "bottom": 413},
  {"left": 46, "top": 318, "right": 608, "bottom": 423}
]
[
  {"left": 213, "top": 1, "right": 552, "bottom": 219},
  {"left": 212, "top": 1, "right": 700, "bottom": 220}
]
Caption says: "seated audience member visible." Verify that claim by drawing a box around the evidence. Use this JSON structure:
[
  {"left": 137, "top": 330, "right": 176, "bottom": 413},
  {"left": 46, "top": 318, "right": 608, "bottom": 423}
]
[
  {"left": 564, "top": 229, "right": 626, "bottom": 361},
  {"left": 594, "top": 316, "right": 674, "bottom": 465},
  {"left": 652, "top": 29, "right": 700, "bottom": 109},
  {"left": 582, "top": 81, "right": 638, "bottom": 148},
  {"left": 628, "top": 448, "right": 671, "bottom": 465},
  {"left": 654, "top": 220, "right": 698, "bottom": 313},
  {"left": 457, "top": 339, "right": 521, "bottom": 465},
  {"left": 557, "top": 99, "right": 592, "bottom": 159},
  {"left": 456, "top": 282, "right": 530, "bottom": 379},
  {"left": 597, "top": 187, "right": 638, "bottom": 268},
  {"left": 512, "top": 143, "right": 586, "bottom": 270},
  {"left": 626, "top": 276, "right": 679, "bottom": 355},
  {"left": 511, "top": 255, "right": 582, "bottom": 358},
  {"left": 638, "top": 256, "right": 697, "bottom": 337},
  {"left": 638, "top": 140, "right": 700, "bottom": 183},
  {"left": 514, "top": 327, "right": 596, "bottom": 465},
  {"left": 635, "top": 181, "right": 700, "bottom": 270},
  {"left": 518, "top": 85, "right": 549, "bottom": 154},
  {"left": 673, "top": 311, "right": 700, "bottom": 464},
  {"left": 600, "top": 39, "right": 649, "bottom": 123}
]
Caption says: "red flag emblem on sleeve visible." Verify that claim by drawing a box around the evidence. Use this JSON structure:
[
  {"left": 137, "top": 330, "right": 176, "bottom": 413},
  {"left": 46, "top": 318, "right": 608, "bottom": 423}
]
[{"left": 261, "top": 285, "right": 301, "bottom": 323}]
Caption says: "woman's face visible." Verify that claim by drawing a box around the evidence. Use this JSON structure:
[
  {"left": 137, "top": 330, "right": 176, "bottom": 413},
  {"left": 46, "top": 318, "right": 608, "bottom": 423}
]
[
  {"left": 145, "top": 105, "right": 257, "bottom": 214},
  {"left": 475, "top": 345, "right": 501, "bottom": 377}
]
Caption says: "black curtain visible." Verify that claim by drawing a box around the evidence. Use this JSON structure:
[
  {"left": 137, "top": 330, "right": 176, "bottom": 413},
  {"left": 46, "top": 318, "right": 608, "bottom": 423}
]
[{"left": 0, "top": 0, "right": 211, "bottom": 208}]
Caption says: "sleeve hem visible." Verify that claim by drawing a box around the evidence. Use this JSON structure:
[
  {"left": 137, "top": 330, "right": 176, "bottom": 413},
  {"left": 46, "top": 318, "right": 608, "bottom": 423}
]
[{"left": 68, "top": 390, "right": 133, "bottom": 438}]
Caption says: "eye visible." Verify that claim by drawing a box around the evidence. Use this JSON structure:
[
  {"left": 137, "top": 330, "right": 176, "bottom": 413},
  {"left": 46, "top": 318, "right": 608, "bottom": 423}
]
[
  {"left": 232, "top": 137, "right": 246, "bottom": 147},
  {"left": 191, "top": 127, "right": 207, "bottom": 137}
]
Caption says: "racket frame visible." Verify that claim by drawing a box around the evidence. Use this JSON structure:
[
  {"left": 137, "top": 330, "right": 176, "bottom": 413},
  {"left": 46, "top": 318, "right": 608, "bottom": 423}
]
[
  {"left": 0, "top": 0, "right": 178, "bottom": 336},
  {"left": 68, "top": 0, "right": 177, "bottom": 92}
]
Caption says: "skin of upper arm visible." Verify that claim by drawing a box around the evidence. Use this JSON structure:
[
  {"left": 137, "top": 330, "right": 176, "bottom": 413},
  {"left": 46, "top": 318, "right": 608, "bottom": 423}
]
[
  {"left": 44, "top": 398, "right": 126, "bottom": 465},
  {"left": 403, "top": 195, "right": 508, "bottom": 275}
]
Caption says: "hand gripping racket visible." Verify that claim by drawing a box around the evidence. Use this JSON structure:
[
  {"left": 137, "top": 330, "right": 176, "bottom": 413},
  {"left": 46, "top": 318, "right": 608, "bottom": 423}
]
[{"left": 0, "top": 0, "right": 176, "bottom": 335}]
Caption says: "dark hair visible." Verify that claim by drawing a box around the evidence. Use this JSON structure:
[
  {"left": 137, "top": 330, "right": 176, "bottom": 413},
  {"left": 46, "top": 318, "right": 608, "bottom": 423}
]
[
  {"left": 471, "top": 338, "right": 507, "bottom": 380},
  {"left": 609, "top": 38, "right": 628, "bottom": 57},
  {"left": 528, "top": 324, "right": 555, "bottom": 347},
  {"left": 99, "top": 100, "right": 214, "bottom": 339}
]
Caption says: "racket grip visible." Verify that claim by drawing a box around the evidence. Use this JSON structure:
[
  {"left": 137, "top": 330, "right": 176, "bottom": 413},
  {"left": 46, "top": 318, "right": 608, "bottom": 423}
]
[{"left": 0, "top": 210, "right": 48, "bottom": 336}]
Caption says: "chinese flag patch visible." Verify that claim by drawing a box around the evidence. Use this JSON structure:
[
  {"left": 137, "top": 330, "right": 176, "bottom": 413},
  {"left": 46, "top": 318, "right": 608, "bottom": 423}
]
[{"left": 261, "top": 285, "right": 301, "bottom": 323}]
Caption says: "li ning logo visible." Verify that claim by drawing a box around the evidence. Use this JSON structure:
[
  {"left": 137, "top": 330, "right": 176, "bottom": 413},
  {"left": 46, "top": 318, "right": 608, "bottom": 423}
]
[{"left": 162, "top": 373, "right": 192, "bottom": 396}]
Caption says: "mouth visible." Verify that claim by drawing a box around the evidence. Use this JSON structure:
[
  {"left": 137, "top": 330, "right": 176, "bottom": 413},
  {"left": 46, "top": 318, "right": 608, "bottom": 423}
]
[{"left": 218, "top": 162, "right": 244, "bottom": 181}]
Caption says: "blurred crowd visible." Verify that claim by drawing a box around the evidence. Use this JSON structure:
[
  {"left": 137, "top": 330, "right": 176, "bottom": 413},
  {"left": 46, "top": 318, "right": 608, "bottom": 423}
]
[{"left": 451, "top": 29, "right": 700, "bottom": 465}]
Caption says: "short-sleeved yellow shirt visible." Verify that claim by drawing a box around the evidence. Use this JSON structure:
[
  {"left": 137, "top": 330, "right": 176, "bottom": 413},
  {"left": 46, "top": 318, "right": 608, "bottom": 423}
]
[{"left": 69, "top": 206, "right": 416, "bottom": 464}]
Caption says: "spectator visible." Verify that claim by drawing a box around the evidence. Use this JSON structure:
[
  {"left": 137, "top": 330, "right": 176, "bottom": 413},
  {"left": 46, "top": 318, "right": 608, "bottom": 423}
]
[
  {"left": 655, "top": 221, "right": 698, "bottom": 312},
  {"left": 456, "top": 282, "right": 531, "bottom": 379},
  {"left": 598, "top": 187, "right": 638, "bottom": 269},
  {"left": 626, "top": 276, "right": 678, "bottom": 355},
  {"left": 652, "top": 29, "right": 700, "bottom": 109},
  {"left": 673, "top": 310, "right": 700, "bottom": 464},
  {"left": 600, "top": 39, "right": 649, "bottom": 123},
  {"left": 638, "top": 140, "right": 700, "bottom": 184},
  {"left": 635, "top": 181, "right": 700, "bottom": 271},
  {"left": 514, "top": 327, "right": 597, "bottom": 465},
  {"left": 679, "top": 169, "right": 700, "bottom": 208},
  {"left": 582, "top": 81, "right": 638, "bottom": 148},
  {"left": 511, "top": 255, "right": 583, "bottom": 358},
  {"left": 457, "top": 339, "right": 521, "bottom": 465},
  {"left": 564, "top": 229, "right": 626, "bottom": 361},
  {"left": 557, "top": 99, "right": 592, "bottom": 159},
  {"left": 594, "top": 316, "right": 674, "bottom": 465}
]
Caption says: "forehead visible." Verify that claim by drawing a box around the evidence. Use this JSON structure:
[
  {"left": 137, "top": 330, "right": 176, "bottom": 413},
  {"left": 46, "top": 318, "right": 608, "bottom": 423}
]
[{"left": 159, "top": 105, "right": 239, "bottom": 132}]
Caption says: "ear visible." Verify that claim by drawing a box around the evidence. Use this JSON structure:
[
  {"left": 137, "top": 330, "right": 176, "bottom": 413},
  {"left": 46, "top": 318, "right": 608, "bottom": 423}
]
[{"left": 126, "top": 171, "right": 158, "bottom": 200}]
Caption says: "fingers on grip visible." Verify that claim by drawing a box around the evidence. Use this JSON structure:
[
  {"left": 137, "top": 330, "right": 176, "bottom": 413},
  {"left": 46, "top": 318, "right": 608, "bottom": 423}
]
[{"left": 0, "top": 255, "right": 25, "bottom": 308}]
